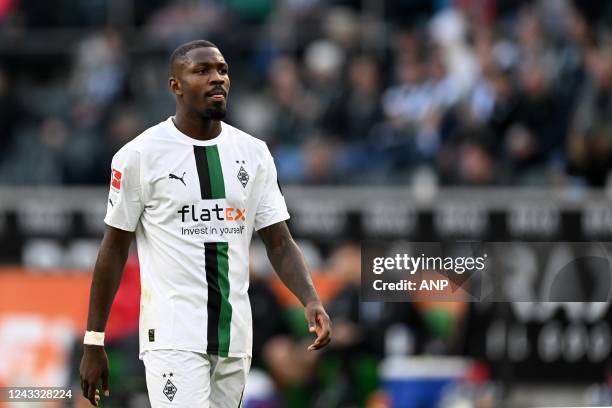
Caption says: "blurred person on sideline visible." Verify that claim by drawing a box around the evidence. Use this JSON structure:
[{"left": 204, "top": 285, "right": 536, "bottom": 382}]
[
  {"left": 248, "top": 243, "right": 320, "bottom": 407},
  {"left": 79, "top": 40, "right": 331, "bottom": 407},
  {"left": 319, "top": 243, "right": 385, "bottom": 406}
]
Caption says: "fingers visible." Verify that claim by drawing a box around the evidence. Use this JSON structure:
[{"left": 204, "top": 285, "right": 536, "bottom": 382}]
[
  {"left": 87, "top": 382, "right": 98, "bottom": 406},
  {"left": 81, "top": 377, "right": 103, "bottom": 406},
  {"left": 307, "top": 312, "right": 332, "bottom": 351},
  {"left": 102, "top": 369, "right": 110, "bottom": 397},
  {"left": 307, "top": 335, "right": 331, "bottom": 351},
  {"left": 307, "top": 332, "right": 331, "bottom": 351},
  {"left": 79, "top": 348, "right": 108, "bottom": 406},
  {"left": 305, "top": 309, "right": 316, "bottom": 333}
]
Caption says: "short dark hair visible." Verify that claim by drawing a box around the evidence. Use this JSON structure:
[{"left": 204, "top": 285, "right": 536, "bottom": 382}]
[{"left": 170, "top": 40, "right": 218, "bottom": 70}]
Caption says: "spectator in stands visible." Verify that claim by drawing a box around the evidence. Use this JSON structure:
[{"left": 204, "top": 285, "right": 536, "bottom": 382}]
[
  {"left": 322, "top": 55, "right": 382, "bottom": 144},
  {"left": 267, "top": 56, "right": 317, "bottom": 147},
  {"left": 145, "top": 0, "right": 225, "bottom": 45},
  {"left": 6, "top": 116, "right": 67, "bottom": 184},
  {"left": 502, "top": 59, "right": 560, "bottom": 184},
  {"left": 567, "top": 45, "right": 612, "bottom": 186},
  {"left": 321, "top": 55, "right": 384, "bottom": 181},
  {"left": 69, "top": 30, "right": 127, "bottom": 112},
  {"left": 266, "top": 56, "right": 323, "bottom": 183}
]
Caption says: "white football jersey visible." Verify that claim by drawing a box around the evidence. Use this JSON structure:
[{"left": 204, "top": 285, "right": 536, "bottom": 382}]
[{"left": 104, "top": 117, "right": 289, "bottom": 358}]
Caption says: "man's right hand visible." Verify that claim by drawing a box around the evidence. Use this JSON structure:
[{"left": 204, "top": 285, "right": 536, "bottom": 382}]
[{"left": 79, "top": 345, "right": 110, "bottom": 406}]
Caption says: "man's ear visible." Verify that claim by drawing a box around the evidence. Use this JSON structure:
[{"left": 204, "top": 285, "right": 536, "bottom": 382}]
[{"left": 169, "top": 77, "right": 182, "bottom": 96}]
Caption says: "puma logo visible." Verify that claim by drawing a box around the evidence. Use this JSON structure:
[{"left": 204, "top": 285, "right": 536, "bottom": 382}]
[{"left": 169, "top": 171, "right": 187, "bottom": 186}]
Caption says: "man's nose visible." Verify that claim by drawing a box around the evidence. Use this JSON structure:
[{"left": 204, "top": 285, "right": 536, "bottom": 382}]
[{"left": 209, "top": 70, "right": 225, "bottom": 84}]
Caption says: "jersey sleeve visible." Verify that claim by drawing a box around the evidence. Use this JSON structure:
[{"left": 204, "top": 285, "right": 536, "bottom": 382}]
[
  {"left": 104, "top": 146, "right": 144, "bottom": 232},
  {"left": 254, "top": 147, "right": 290, "bottom": 231}
]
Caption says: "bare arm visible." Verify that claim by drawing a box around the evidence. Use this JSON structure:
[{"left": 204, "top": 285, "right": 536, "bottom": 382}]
[
  {"left": 85, "top": 225, "right": 134, "bottom": 331},
  {"left": 258, "top": 221, "right": 317, "bottom": 305},
  {"left": 258, "top": 221, "right": 331, "bottom": 350},
  {"left": 80, "top": 225, "right": 134, "bottom": 406}
]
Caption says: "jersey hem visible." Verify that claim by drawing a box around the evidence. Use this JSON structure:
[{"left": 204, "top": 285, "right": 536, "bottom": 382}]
[{"left": 139, "top": 347, "right": 252, "bottom": 360}]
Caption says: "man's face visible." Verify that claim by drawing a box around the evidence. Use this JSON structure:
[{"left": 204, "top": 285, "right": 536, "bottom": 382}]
[{"left": 172, "top": 47, "right": 230, "bottom": 120}]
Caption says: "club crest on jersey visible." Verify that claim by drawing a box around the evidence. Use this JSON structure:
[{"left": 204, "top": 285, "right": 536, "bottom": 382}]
[
  {"left": 237, "top": 166, "right": 249, "bottom": 188},
  {"left": 111, "top": 168, "right": 122, "bottom": 191}
]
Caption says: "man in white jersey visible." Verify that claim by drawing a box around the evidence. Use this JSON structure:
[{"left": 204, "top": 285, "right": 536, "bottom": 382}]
[{"left": 79, "top": 40, "right": 331, "bottom": 407}]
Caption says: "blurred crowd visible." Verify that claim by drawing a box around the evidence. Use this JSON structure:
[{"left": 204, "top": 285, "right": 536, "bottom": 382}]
[{"left": 0, "top": 0, "right": 611, "bottom": 187}]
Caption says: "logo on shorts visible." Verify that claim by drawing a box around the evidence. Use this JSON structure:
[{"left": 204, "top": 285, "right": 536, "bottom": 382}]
[{"left": 162, "top": 373, "right": 177, "bottom": 401}]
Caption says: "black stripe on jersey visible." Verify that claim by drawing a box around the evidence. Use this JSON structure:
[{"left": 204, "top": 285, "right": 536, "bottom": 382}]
[
  {"left": 194, "top": 146, "right": 213, "bottom": 199},
  {"left": 205, "top": 242, "right": 221, "bottom": 355}
]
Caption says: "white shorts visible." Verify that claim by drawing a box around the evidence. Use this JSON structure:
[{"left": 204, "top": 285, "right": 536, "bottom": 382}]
[{"left": 142, "top": 350, "right": 251, "bottom": 407}]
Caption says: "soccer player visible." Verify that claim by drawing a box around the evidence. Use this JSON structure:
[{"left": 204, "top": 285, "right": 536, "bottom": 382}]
[{"left": 79, "top": 40, "right": 332, "bottom": 407}]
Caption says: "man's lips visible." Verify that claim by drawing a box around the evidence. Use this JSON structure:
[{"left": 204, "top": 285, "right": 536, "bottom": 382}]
[
  {"left": 206, "top": 89, "right": 227, "bottom": 97},
  {"left": 206, "top": 90, "right": 226, "bottom": 102}
]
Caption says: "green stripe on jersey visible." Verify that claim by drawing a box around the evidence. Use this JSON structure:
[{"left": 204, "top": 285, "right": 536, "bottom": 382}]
[
  {"left": 216, "top": 242, "right": 232, "bottom": 357},
  {"left": 205, "top": 145, "right": 226, "bottom": 199},
  {"left": 205, "top": 242, "right": 232, "bottom": 356}
]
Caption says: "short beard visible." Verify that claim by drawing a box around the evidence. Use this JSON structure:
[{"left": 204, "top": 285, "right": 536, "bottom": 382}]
[{"left": 203, "top": 106, "right": 226, "bottom": 120}]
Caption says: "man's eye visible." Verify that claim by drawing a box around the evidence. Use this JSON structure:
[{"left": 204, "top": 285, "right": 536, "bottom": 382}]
[
  {"left": 197, "top": 69, "right": 208, "bottom": 74},
  {"left": 220, "top": 69, "right": 228, "bottom": 75}
]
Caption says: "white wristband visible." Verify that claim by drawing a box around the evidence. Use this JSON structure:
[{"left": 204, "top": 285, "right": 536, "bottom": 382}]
[{"left": 83, "top": 331, "right": 105, "bottom": 346}]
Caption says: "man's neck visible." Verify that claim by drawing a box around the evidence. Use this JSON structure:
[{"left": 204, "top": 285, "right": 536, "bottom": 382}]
[{"left": 173, "top": 111, "right": 222, "bottom": 141}]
